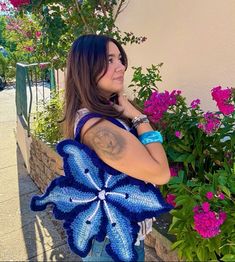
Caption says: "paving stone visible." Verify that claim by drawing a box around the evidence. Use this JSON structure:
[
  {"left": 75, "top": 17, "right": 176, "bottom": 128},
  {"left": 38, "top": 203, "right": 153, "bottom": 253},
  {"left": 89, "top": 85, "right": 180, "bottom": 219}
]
[
  {"left": 0, "top": 190, "right": 41, "bottom": 237},
  {"left": 0, "top": 147, "right": 17, "bottom": 170},
  {"left": 0, "top": 167, "right": 38, "bottom": 203},
  {"left": 30, "top": 243, "right": 82, "bottom": 262},
  {"left": 0, "top": 212, "right": 66, "bottom": 261}
]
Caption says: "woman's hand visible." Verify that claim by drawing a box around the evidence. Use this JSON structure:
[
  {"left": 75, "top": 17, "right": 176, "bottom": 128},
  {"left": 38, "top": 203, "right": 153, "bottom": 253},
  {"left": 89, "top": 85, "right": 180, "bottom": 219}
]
[{"left": 112, "top": 91, "right": 142, "bottom": 119}]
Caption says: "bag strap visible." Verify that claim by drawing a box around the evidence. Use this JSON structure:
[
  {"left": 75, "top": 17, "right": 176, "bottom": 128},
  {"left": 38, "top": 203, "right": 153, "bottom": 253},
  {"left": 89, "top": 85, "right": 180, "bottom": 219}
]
[{"left": 74, "top": 112, "right": 128, "bottom": 142}]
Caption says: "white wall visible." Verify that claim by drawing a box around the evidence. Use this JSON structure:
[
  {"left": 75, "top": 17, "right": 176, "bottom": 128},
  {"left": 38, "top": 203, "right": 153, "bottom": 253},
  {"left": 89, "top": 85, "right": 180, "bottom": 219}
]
[{"left": 116, "top": 0, "right": 235, "bottom": 111}]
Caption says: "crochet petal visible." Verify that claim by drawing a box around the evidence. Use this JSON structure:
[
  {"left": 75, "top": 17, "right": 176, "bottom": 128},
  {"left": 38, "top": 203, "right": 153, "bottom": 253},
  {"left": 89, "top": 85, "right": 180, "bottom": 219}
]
[
  {"left": 57, "top": 140, "right": 103, "bottom": 190},
  {"left": 103, "top": 201, "right": 139, "bottom": 262},
  {"left": 64, "top": 200, "right": 103, "bottom": 258},
  {"left": 107, "top": 183, "right": 172, "bottom": 221},
  {"left": 31, "top": 178, "right": 97, "bottom": 219},
  {"left": 103, "top": 172, "right": 127, "bottom": 188}
]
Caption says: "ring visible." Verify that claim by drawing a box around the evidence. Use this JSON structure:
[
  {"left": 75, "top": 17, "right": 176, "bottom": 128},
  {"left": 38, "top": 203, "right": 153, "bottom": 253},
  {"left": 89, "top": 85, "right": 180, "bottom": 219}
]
[{"left": 123, "top": 93, "right": 127, "bottom": 98}]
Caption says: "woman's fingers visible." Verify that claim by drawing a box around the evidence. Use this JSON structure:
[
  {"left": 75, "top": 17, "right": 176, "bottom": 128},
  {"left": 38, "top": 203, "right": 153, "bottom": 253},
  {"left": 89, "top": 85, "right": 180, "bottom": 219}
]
[
  {"left": 117, "top": 92, "right": 128, "bottom": 106},
  {"left": 112, "top": 103, "right": 124, "bottom": 112}
]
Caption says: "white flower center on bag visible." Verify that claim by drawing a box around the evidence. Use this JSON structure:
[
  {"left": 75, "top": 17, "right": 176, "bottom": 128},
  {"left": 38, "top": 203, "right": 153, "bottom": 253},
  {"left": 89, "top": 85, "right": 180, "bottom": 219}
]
[{"left": 98, "top": 190, "right": 106, "bottom": 200}]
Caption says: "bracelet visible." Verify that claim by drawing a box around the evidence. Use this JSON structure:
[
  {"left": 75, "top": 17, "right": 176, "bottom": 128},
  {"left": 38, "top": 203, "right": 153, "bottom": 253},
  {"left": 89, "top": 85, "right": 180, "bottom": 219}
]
[
  {"left": 132, "top": 114, "right": 149, "bottom": 128},
  {"left": 139, "top": 131, "right": 163, "bottom": 145}
]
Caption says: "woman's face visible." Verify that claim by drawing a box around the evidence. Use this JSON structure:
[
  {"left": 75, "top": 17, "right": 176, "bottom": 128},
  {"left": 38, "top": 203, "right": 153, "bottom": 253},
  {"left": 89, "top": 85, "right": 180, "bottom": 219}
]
[{"left": 97, "top": 41, "right": 125, "bottom": 98}]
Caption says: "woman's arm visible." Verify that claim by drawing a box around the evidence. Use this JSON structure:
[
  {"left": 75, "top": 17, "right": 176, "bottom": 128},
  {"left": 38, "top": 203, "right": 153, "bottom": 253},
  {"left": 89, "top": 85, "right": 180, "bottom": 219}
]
[{"left": 81, "top": 117, "right": 170, "bottom": 185}]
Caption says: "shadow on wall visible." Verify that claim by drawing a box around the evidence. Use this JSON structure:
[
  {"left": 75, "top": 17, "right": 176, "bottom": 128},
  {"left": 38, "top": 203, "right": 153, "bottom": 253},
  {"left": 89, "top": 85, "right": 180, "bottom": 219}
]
[{"left": 17, "top": 146, "right": 81, "bottom": 261}]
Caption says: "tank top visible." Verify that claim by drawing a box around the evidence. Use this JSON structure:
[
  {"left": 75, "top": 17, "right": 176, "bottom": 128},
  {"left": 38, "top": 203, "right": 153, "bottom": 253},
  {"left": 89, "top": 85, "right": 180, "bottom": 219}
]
[{"left": 74, "top": 108, "right": 153, "bottom": 245}]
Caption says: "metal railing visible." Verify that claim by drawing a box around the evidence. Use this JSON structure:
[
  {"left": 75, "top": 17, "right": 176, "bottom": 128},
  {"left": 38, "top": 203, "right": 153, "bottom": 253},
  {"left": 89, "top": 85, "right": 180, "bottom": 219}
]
[{"left": 15, "top": 62, "right": 56, "bottom": 136}]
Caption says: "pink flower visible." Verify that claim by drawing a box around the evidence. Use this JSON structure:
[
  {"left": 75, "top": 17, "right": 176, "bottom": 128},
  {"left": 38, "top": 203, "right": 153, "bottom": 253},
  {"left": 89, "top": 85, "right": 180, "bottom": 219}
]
[
  {"left": 10, "top": 0, "right": 30, "bottom": 8},
  {"left": 190, "top": 99, "right": 200, "bottom": 109},
  {"left": 39, "top": 63, "right": 48, "bottom": 69},
  {"left": 218, "top": 104, "right": 234, "bottom": 116},
  {"left": 193, "top": 203, "right": 227, "bottom": 238},
  {"left": 206, "top": 192, "right": 214, "bottom": 200},
  {"left": 170, "top": 167, "right": 178, "bottom": 177},
  {"left": 218, "top": 212, "right": 227, "bottom": 224},
  {"left": 218, "top": 193, "right": 225, "bottom": 200},
  {"left": 212, "top": 86, "right": 232, "bottom": 102},
  {"left": 202, "top": 202, "right": 210, "bottom": 212},
  {"left": 193, "top": 205, "right": 200, "bottom": 213},
  {"left": 175, "top": 130, "right": 182, "bottom": 139},
  {"left": 24, "top": 46, "right": 34, "bottom": 52},
  {"left": 194, "top": 210, "right": 226, "bottom": 238},
  {"left": 166, "top": 193, "right": 176, "bottom": 207},
  {"left": 197, "top": 111, "right": 221, "bottom": 135},
  {"left": 211, "top": 86, "right": 234, "bottom": 115},
  {"left": 144, "top": 90, "right": 181, "bottom": 123},
  {"left": 35, "top": 31, "right": 42, "bottom": 39},
  {"left": 0, "top": 3, "right": 9, "bottom": 11}
]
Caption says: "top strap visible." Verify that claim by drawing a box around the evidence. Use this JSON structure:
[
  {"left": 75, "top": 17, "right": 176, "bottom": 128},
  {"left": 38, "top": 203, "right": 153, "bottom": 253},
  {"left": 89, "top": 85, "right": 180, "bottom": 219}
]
[{"left": 74, "top": 112, "right": 128, "bottom": 142}]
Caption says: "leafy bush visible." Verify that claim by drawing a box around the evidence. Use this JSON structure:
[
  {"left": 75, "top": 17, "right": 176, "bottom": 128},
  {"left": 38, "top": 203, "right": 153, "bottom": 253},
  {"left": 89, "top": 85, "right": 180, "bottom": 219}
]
[
  {"left": 0, "top": 53, "right": 16, "bottom": 81},
  {"left": 32, "top": 91, "right": 63, "bottom": 147},
  {"left": 142, "top": 85, "right": 235, "bottom": 261},
  {"left": 128, "top": 63, "right": 163, "bottom": 107}
]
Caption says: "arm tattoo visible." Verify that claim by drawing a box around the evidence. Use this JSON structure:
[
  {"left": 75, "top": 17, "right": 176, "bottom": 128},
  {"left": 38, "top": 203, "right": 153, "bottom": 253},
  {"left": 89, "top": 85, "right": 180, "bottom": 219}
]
[{"left": 88, "top": 127, "right": 126, "bottom": 160}]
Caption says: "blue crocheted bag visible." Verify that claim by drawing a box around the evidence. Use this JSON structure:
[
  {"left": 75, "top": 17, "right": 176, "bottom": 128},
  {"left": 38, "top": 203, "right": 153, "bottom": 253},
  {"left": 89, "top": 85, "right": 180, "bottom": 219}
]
[{"left": 30, "top": 113, "right": 172, "bottom": 262}]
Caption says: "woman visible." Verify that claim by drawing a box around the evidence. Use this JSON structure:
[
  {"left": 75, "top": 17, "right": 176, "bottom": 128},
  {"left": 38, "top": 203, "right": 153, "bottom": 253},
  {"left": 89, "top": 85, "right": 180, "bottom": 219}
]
[{"left": 63, "top": 34, "right": 171, "bottom": 261}]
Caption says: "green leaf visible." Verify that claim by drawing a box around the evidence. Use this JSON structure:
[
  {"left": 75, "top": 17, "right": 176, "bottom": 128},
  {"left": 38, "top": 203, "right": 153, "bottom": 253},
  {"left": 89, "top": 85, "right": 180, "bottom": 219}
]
[
  {"left": 221, "top": 254, "right": 235, "bottom": 261},
  {"left": 174, "top": 153, "right": 190, "bottom": 162},
  {"left": 218, "top": 175, "right": 227, "bottom": 186},
  {"left": 196, "top": 246, "right": 207, "bottom": 261},
  {"left": 220, "top": 185, "right": 231, "bottom": 197},
  {"left": 171, "top": 240, "right": 184, "bottom": 250}
]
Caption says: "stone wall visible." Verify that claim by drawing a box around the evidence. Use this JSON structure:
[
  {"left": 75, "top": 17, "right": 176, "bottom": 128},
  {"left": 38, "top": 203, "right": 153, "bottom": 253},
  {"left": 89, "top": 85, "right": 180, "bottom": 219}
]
[
  {"left": 145, "top": 228, "right": 179, "bottom": 261},
  {"left": 29, "top": 135, "right": 63, "bottom": 192}
]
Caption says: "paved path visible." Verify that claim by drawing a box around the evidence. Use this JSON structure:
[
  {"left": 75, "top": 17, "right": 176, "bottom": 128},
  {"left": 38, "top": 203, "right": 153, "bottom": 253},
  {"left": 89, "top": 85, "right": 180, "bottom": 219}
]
[
  {"left": 0, "top": 86, "right": 80, "bottom": 261},
  {"left": 0, "top": 86, "right": 158, "bottom": 261}
]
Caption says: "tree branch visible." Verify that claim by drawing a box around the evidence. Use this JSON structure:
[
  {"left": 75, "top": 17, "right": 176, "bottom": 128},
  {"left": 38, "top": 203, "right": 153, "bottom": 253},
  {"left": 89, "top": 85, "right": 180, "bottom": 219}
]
[
  {"left": 98, "top": 0, "right": 107, "bottom": 17},
  {"left": 74, "top": 0, "right": 95, "bottom": 33},
  {"left": 113, "top": 0, "right": 127, "bottom": 22}
]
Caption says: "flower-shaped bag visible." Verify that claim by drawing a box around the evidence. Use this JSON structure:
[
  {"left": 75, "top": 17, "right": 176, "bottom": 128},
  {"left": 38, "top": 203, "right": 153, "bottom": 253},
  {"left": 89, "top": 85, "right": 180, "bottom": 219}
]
[{"left": 30, "top": 113, "right": 172, "bottom": 262}]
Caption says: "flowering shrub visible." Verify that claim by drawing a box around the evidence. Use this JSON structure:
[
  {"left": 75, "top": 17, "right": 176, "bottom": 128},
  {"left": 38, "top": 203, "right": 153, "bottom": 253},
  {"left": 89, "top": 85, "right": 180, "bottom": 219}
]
[
  {"left": 143, "top": 86, "right": 235, "bottom": 261},
  {"left": 18, "top": 0, "right": 146, "bottom": 70},
  {"left": 5, "top": 14, "right": 42, "bottom": 59}
]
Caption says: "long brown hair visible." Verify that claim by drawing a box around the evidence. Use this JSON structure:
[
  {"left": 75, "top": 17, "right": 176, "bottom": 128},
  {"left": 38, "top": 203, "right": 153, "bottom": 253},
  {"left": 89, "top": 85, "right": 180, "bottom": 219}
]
[{"left": 63, "top": 34, "right": 128, "bottom": 138}]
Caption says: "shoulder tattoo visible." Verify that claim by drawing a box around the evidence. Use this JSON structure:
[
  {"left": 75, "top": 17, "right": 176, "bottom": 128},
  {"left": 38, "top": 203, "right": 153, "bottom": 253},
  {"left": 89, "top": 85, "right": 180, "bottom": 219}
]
[{"left": 87, "top": 127, "right": 126, "bottom": 160}]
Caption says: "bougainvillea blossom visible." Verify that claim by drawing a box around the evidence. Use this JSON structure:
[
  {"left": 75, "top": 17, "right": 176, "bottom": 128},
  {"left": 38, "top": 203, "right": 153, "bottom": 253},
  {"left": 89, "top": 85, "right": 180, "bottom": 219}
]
[
  {"left": 35, "top": 31, "right": 42, "bottom": 39},
  {"left": 211, "top": 86, "right": 234, "bottom": 116},
  {"left": 144, "top": 90, "right": 181, "bottom": 123},
  {"left": 197, "top": 112, "right": 221, "bottom": 135},
  {"left": 0, "top": 2, "right": 8, "bottom": 11},
  {"left": 218, "top": 193, "right": 225, "bottom": 200},
  {"left": 190, "top": 99, "right": 200, "bottom": 109},
  {"left": 24, "top": 46, "right": 34, "bottom": 52},
  {"left": 166, "top": 193, "right": 176, "bottom": 207},
  {"left": 206, "top": 191, "right": 214, "bottom": 200},
  {"left": 170, "top": 167, "right": 178, "bottom": 177},
  {"left": 9, "top": 0, "right": 30, "bottom": 8},
  {"left": 175, "top": 130, "right": 182, "bottom": 139},
  {"left": 193, "top": 203, "right": 226, "bottom": 238}
]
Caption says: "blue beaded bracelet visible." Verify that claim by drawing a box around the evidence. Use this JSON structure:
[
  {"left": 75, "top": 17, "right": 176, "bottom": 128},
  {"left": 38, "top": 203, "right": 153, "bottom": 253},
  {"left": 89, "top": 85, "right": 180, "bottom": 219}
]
[{"left": 139, "top": 131, "right": 163, "bottom": 145}]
